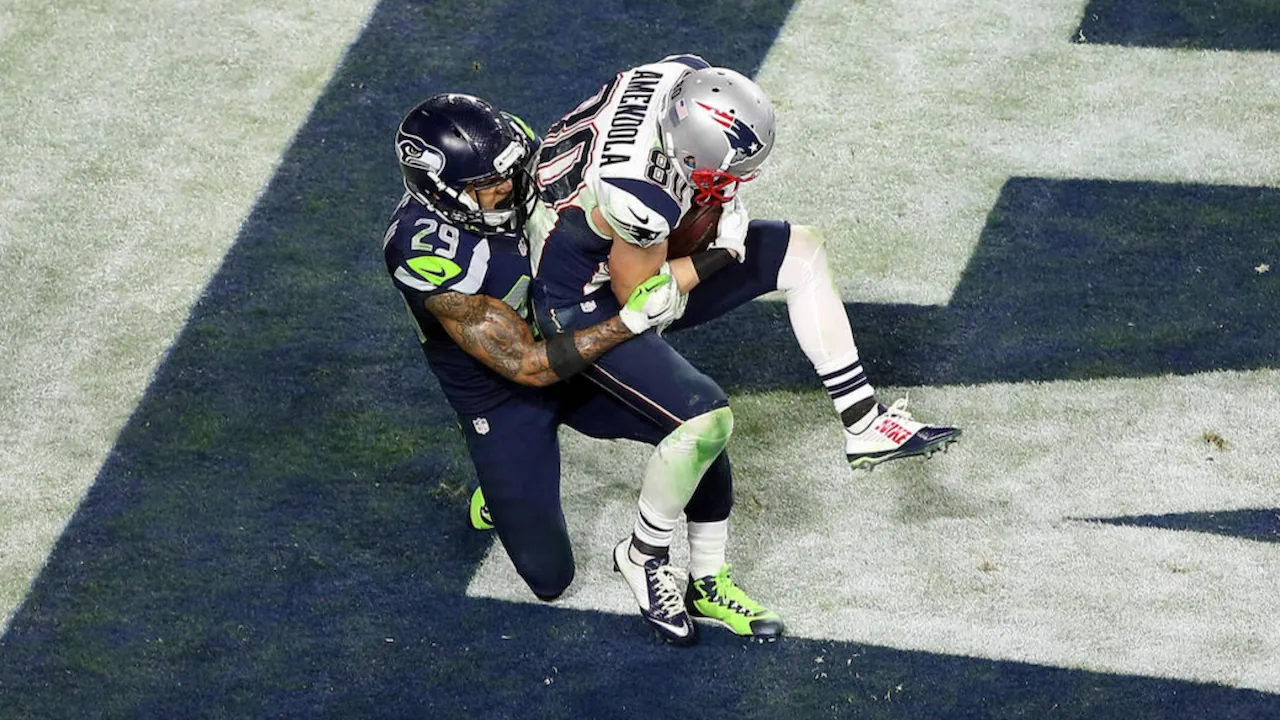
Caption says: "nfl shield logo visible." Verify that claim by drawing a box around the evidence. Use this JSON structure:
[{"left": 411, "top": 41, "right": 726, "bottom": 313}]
[{"left": 472, "top": 417, "right": 490, "bottom": 435}]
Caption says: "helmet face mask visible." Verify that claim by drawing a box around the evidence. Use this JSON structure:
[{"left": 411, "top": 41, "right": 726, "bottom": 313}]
[
  {"left": 687, "top": 168, "right": 749, "bottom": 206},
  {"left": 396, "top": 94, "right": 536, "bottom": 233},
  {"left": 658, "top": 67, "right": 776, "bottom": 206}
]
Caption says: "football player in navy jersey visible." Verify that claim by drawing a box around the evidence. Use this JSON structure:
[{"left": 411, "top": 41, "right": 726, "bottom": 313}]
[
  {"left": 382, "top": 94, "right": 685, "bottom": 610},
  {"left": 525, "top": 56, "right": 961, "bottom": 643}
]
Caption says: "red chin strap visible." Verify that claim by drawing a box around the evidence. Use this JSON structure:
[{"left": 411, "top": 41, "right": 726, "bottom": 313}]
[{"left": 690, "top": 168, "right": 754, "bottom": 206}]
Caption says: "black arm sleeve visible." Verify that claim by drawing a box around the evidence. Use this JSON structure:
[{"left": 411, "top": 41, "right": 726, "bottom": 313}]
[
  {"left": 690, "top": 248, "right": 735, "bottom": 282},
  {"left": 547, "top": 331, "right": 590, "bottom": 380}
]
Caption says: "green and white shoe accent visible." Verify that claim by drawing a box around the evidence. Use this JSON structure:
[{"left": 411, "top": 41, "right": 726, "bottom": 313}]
[
  {"left": 468, "top": 487, "right": 493, "bottom": 531},
  {"left": 685, "top": 564, "right": 785, "bottom": 641}
]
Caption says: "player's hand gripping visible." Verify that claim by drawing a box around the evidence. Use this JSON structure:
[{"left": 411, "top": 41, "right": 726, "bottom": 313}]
[
  {"left": 619, "top": 274, "right": 681, "bottom": 334},
  {"left": 709, "top": 196, "right": 749, "bottom": 262}
]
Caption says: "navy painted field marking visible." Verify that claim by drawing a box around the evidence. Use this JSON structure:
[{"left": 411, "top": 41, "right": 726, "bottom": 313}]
[{"left": 1075, "top": 0, "right": 1280, "bottom": 51}]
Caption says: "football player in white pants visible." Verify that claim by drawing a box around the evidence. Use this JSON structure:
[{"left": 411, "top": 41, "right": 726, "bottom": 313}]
[{"left": 523, "top": 55, "right": 960, "bottom": 644}]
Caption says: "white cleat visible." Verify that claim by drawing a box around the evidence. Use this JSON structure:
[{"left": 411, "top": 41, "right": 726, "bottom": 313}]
[
  {"left": 845, "top": 398, "right": 961, "bottom": 471},
  {"left": 611, "top": 539, "right": 698, "bottom": 646}
]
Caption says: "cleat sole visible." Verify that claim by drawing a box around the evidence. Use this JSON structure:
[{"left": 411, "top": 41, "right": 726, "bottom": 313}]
[
  {"left": 848, "top": 433, "right": 961, "bottom": 470},
  {"left": 689, "top": 614, "right": 784, "bottom": 642}
]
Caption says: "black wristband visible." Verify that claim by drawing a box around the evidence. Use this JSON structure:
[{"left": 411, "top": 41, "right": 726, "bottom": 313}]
[
  {"left": 690, "top": 247, "right": 735, "bottom": 281},
  {"left": 547, "top": 331, "right": 590, "bottom": 380}
]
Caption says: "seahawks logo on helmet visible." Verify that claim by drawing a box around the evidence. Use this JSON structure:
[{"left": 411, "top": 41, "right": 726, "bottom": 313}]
[
  {"left": 694, "top": 100, "right": 768, "bottom": 165},
  {"left": 397, "top": 133, "right": 446, "bottom": 173}
]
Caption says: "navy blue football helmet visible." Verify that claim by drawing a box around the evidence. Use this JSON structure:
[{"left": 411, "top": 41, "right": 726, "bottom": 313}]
[{"left": 395, "top": 93, "right": 538, "bottom": 233}]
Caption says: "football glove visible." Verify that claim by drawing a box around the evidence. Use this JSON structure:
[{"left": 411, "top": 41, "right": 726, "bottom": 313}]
[
  {"left": 619, "top": 273, "right": 682, "bottom": 334},
  {"left": 653, "top": 261, "right": 689, "bottom": 335},
  {"left": 709, "top": 196, "right": 749, "bottom": 262}
]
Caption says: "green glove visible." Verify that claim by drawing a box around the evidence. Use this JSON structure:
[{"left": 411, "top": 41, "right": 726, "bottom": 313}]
[{"left": 619, "top": 274, "right": 680, "bottom": 334}]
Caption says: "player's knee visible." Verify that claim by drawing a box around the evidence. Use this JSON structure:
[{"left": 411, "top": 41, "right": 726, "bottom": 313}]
[
  {"left": 506, "top": 526, "right": 575, "bottom": 601},
  {"left": 794, "top": 225, "right": 826, "bottom": 244},
  {"left": 788, "top": 225, "right": 828, "bottom": 262},
  {"left": 778, "top": 225, "right": 831, "bottom": 290},
  {"left": 532, "top": 586, "right": 565, "bottom": 602},
  {"left": 680, "top": 405, "right": 735, "bottom": 456},
  {"left": 527, "top": 565, "right": 574, "bottom": 602}
]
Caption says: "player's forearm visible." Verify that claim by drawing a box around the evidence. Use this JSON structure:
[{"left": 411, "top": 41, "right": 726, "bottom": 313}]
[
  {"left": 429, "top": 291, "right": 638, "bottom": 388},
  {"left": 665, "top": 256, "right": 701, "bottom": 293},
  {"left": 515, "top": 316, "right": 633, "bottom": 386},
  {"left": 608, "top": 258, "right": 661, "bottom": 303},
  {"left": 607, "top": 236, "right": 667, "bottom": 303}
]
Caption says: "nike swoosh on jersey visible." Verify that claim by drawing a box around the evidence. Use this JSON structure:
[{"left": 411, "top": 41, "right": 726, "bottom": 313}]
[{"left": 407, "top": 255, "right": 463, "bottom": 285}]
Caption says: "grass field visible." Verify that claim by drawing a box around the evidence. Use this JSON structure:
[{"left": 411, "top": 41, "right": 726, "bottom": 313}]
[{"left": 2, "top": 0, "right": 1279, "bottom": 717}]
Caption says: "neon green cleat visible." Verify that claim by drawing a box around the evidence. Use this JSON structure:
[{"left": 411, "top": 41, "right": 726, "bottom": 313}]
[
  {"left": 468, "top": 487, "right": 493, "bottom": 531},
  {"left": 685, "top": 564, "right": 784, "bottom": 641}
]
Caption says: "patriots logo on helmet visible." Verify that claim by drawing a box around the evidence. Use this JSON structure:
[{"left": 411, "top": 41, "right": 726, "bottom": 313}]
[
  {"left": 397, "top": 133, "right": 446, "bottom": 173},
  {"left": 695, "top": 100, "right": 767, "bottom": 164}
]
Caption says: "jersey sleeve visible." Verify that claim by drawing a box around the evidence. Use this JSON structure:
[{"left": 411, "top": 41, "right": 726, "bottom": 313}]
[
  {"left": 384, "top": 211, "right": 490, "bottom": 299},
  {"left": 596, "top": 177, "right": 682, "bottom": 249}
]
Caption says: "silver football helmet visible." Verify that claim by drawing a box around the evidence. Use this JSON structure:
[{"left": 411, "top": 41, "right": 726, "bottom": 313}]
[{"left": 658, "top": 67, "right": 776, "bottom": 205}]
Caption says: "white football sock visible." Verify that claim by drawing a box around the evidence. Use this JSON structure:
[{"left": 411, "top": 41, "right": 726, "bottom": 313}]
[
  {"left": 687, "top": 519, "right": 729, "bottom": 578},
  {"left": 776, "top": 226, "right": 876, "bottom": 417},
  {"left": 630, "top": 407, "right": 734, "bottom": 562}
]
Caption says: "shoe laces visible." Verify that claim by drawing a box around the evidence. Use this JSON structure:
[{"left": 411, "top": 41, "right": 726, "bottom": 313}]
[
  {"left": 850, "top": 395, "right": 915, "bottom": 436},
  {"left": 647, "top": 561, "right": 689, "bottom": 619},
  {"left": 701, "top": 565, "right": 766, "bottom": 616},
  {"left": 882, "top": 395, "right": 915, "bottom": 421}
]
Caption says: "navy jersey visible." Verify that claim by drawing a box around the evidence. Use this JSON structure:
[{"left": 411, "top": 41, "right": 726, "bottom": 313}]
[{"left": 382, "top": 193, "right": 535, "bottom": 414}]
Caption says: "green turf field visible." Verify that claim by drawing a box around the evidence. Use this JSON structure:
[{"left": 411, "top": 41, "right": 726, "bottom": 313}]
[{"left": 3, "top": 0, "right": 1278, "bottom": 714}]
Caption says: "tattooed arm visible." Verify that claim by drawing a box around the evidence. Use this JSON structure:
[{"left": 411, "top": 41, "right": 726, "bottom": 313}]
[{"left": 422, "top": 291, "right": 634, "bottom": 387}]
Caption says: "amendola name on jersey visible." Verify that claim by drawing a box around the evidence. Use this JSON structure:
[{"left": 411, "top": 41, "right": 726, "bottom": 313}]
[
  {"left": 382, "top": 193, "right": 535, "bottom": 414},
  {"left": 526, "top": 54, "right": 710, "bottom": 309}
]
